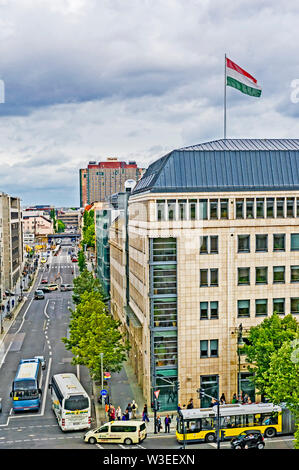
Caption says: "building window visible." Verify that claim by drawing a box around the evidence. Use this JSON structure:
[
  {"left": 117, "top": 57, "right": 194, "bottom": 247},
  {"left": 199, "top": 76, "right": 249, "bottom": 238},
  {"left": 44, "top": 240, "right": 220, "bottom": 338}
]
[
  {"left": 256, "top": 299, "right": 268, "bottom": 316},
  {"left": 273, "top": 266, "right": 285, "bottom": 284},
  {"left": 238, "top": 267, "right": 250, "bottom": 285},
  {"left": 189, "top": 199, "right": 197, "bottom": 220},
  {"left": 256, "top": 234, "right": 268, "bottom": 252},
  {"left": 200, "top": 340, "right": 208, "bottom": 358},
  {"left": 210, "top": 200, "right": 218, "bottom": 219},
  {"left": 210, "top": 269, "right": 218, "bottom": 286},
  {"left": 210, "top": 340, "right": 219, "bottom": 357},
  {"left": 167, "top": 200, "right": 176, "bottom": 221},
  {"left": 291, "top": 298, "right": 299, "bottom": 314},
  {"left": 153, "top": 265, "right": 177, "bottom": 295},
  {"left": 276, "top": 198, "right": 285, "bottom": 218},
  {"left": 238, "top": 235, "right": 250, "bottom": 253},
  {"left": 157, "top": 200, "right": 166, "bottom": 221},
  {"left": 200, "top": 375, "right": 219, "bottom": 408},
  {"left": 246, "top": 198, "right": 254, "bottom": 219},
  {"left": 238, "top": 300, "right": 250, "bottom": 317},
  {"left": 273, "top": 234, "right": 285, "bottom": 252},
  {"left": 236, "top": 199, "right": 244, "bottom": 219},
  {"left": 291, "top": 266, "right": 299, "bottom": 283},
  {"left": 200, "top": 236, "right": 208, "bottom": 254},
  {"left": 256, "top": 267, "right": 268, "bottom": 285},
  {"left": 220, "top": 199, "right": 229, "bottom": 219},
  {"left": 273, "top": 298, "right": 285, "bottom": 315},
  {"left": 287, "top": 198, "right": 295, "bottom": 217},
  {"left": 178, "top": 200, "right": 187, "bottom": 220},
  {"left": 152, "top": 238, "right": 177, "bottom": 262},
  {"left": 266, "top": 198, "right": 274, "bottom": 218},
  {"left": 200, "top": 302, "right": 208, "bottom": 319},
  {"left": 256, "top": 198, "right": 264, "bottom": 218},
  {"left": 153, "top": 298, "right": 177, "bottom": 327},
  {"left": 210, "top": 236, "right": 218, "bottom": 254},
  {"left": 199, "top": 199, "right": 208, "bottom": 220},
  {"left": 200, "top": 340, "right": 218, "bottom": 358},
  {"left": 291, "top": 234, "right": 299, "bottom": 251},
  {"left": 200, "top": 269, "right": 218, "bottom": 287},
  {"left": 200, "top": 301, "right": 219, "bottom": 320},
  {"left": 200, "top": 269, "right": 208, "bottom": 287}
]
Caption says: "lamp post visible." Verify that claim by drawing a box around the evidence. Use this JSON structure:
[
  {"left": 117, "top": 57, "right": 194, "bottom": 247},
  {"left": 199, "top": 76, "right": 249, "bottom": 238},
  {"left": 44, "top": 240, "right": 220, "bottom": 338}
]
[
  {"left": 237, "top": 323, "right": 245, "bottom": 403},
  {"left": 100, "top": 352, "right": 104, "bottom": 406},
  {"left": 197, "top": 388, "right": 221, "bottom": 449}
]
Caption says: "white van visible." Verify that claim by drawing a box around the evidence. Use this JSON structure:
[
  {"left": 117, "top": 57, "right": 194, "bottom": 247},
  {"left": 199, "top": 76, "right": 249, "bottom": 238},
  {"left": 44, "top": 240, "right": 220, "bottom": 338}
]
[{"left": 84, "top": 420, "right": 147, "bottom": 445}]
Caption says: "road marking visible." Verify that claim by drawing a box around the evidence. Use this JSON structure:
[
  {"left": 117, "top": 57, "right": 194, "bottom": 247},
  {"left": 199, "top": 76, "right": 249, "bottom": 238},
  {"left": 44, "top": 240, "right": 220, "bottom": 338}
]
[{"left": 0, "top": 341, "right": 12, "bottom": 370}]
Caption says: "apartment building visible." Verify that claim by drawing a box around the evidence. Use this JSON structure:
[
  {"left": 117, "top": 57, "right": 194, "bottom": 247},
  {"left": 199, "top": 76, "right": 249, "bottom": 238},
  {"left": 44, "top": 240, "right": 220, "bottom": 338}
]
[
  {"left": 80, "top": 158, "right": 144, "bottom": 206},
  {"left": 22, "top": 210, "right": 54, "bottom": 244},
  {"left": 122, "top": 138, "right": 299, "bottom": 411},
  {"left": 0, "top": 193, "right": 23, "bottom": 299}
]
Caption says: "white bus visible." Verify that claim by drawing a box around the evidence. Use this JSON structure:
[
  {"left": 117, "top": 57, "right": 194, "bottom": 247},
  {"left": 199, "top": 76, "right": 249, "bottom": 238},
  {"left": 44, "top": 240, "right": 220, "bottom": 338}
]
[{"left": 49, "top": 373, "right": 91, "bottom": 431}]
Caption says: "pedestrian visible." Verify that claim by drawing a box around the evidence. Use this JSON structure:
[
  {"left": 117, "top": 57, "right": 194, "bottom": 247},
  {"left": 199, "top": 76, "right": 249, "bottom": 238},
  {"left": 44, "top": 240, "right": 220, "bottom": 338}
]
[
  {"left": 108, "top": 405, "right": 113, "bottom": 421},
  {"left": 127, "top": 403, "right": 132, "bottom": 419},
  {"left": 11, "top": 299, "right": 14, "bottom": 309},
  {"left": 142, "top": 404, "right": 149, "bottom": 422},
  {"left": 247, "top": 396, "right": 252, "bottom": 404},
  {"left": 177, "top": 403, "right": 181, "bottom": 412},
  {"left": 105, "top": 402, "right": 109, "bottom": 414},
  {"left": 243, "top": 393, "right": 249, "bottom": 404},
  {"left": 131, "top": 400, "right": 138, "bottom": 419},
  {"left": 116, "top": 406, "right": 122, "bottom": 420},
  {"left": 6, "top": 303, "right": 10, "bottom": 313},
  {"left": 110, "top": 406, "right": 116, "bottom": 421},
  {"left": 187, "top": 398, "right": 194, "bottom": 409},
  {"left": 156, "top": 415, "right": 162, "bottom": 433},
  {"left": 231, "top": 393, "right": 238, "bottom": 404},
  {"left": 220, "top": 393, "right": 226, "bottom": 404},
  {"left": 121, "top": 413, "right": 127, "bottom": 421},
  {"left": 124, "top": 409, "right": 130, "bottom": 420},
  {"left": 164, "top": 414, "right": 171, "bottom": 433}
]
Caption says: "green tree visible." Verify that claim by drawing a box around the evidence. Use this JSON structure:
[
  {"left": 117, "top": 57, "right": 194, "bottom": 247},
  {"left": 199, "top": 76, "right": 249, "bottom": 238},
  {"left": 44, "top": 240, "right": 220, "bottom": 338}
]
[
  {"left": 62, "top": 291, "right": 129, "bottom": 379},
  {"left": 56, "top": 219, "right": 65, "bottom": 233},
  {"left": 72, "top": 269, "right": 104, "bottom": 304},
  {"left": 77, "top": 249, "right": 87, "bottom": 273},
  {"left": 265, "top": 338, "right": 299, "bottom": 448},
  {"left": 244, "top": 313, "right": 298, "bottom": 396},
  {"left": 82, "top": 210, "right": 95, "bottom": 248}
]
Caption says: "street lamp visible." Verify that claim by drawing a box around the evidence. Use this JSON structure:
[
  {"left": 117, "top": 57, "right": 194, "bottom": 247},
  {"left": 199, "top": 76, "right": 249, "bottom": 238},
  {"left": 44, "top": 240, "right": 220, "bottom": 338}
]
[
  {"left": 197, "top": 388, "right": 221, "bottom": 449},
  {"left": 237, "top": 323, "right": 245, "bottom": 403},
  {"left": 100, "top": 352, "right": 104, "bottom": 406}
]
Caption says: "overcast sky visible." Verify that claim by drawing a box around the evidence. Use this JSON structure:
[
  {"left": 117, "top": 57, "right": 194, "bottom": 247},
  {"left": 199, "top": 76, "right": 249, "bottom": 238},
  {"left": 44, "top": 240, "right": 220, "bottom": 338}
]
[{"left": 0, "top": 0, "right": 299, "bottom": 206}]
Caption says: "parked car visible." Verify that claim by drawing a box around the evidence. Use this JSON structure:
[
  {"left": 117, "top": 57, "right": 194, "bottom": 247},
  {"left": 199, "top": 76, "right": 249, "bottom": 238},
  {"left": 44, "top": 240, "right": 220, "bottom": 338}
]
[
  {"left": 41, "top": 278, "right": 48, "bottom": 284},
  {"left": 71, "top": 257, "right": 78, "bottom": 262},
  {"left": 231, "top": 430, "right": 265, "bottom": 449},
  {"left": 34, "top": 356, "right": 46, "bottom": 370},
  {"left": 60, "top": 284, "right": 73, "bottom": 291},
  {"left": 34, "top": 289, "right": 45, "bottom": 300},
  {"left": 84, "top": 421, "right": 147, "bottom": 445}
]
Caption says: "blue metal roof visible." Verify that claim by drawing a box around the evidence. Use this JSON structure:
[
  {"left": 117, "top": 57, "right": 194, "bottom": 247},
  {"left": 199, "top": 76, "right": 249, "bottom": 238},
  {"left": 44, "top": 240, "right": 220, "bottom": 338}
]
[{"left": 133, "top": 139, "right": 299, "bottom": 194}]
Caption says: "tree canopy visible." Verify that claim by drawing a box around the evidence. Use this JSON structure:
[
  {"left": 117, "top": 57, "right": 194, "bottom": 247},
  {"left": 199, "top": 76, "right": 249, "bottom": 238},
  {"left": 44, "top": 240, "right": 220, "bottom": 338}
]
[
  {"left": 244, "top": 313, "right": 298, "bottom": 396},
  {"left": 62, "top": 291, "right": 129, "bottom": 380},
  {"left": 72, "top": 268, "right": 104, "bottom": 304}
]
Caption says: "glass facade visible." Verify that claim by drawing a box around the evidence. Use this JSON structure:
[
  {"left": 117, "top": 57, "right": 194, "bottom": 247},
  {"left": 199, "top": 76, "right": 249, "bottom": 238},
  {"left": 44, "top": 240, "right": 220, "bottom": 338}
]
[{"left": 150, "top": 238, "right": 178, "bottom": 411}]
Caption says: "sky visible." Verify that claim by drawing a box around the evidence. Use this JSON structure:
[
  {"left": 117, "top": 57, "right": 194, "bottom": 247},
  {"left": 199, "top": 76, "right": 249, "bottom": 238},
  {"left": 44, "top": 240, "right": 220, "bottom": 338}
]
[{"left": 1, "top": 0, "right": 299, "bottom": 206}]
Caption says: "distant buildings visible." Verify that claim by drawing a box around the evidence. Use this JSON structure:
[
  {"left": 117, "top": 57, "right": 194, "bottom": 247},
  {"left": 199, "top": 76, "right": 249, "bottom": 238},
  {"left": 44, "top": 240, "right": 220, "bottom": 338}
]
[
  {"left": 79, "top": 157, "right": 144, "bottom": 207},
  {"left": 56, "top": 210, "right": 81, "bottom": 231},
  {"left": 105, "top": 138, "right": 299, "bottom": 411},
  {"left": 22, "top": 210, "right": 54, "bottom": 245},
  {"left": 0, "top": 193, "right": 23, "bottom": 299}
]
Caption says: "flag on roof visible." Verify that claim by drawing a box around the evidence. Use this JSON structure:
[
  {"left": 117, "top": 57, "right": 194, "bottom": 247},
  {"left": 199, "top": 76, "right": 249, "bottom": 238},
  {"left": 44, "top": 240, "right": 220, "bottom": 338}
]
[{"left": 226, "top": 57, "right": 262, "bottom": 97}]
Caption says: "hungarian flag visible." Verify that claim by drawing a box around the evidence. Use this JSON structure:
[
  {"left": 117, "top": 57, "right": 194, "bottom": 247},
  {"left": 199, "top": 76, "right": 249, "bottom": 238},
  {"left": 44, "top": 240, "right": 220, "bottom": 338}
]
[{"left": 226, "top": 57, "right": 262, "bottom": 97}]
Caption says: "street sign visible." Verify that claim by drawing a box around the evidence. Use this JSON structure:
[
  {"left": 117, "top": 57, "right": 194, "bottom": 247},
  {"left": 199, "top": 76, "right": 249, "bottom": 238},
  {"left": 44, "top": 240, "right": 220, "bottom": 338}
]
[
  {"left": 154, "top": 390, "right": 160, "bottom": 399},
  {"left": 100, "top": 389, "right": 108, "bottom": 396},
  {"left": 104, "top": 372, "right": 111, "bottom": 379}
]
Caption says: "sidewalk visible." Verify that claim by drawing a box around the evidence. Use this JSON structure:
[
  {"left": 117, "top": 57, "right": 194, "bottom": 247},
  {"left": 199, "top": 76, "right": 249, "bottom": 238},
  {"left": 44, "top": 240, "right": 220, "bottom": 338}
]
[
  {"left": 0, "top": 261, "right": 39, "bottom": 344},
  {"left": 92, "top": 360, "right": 177, "bottom": 435}
]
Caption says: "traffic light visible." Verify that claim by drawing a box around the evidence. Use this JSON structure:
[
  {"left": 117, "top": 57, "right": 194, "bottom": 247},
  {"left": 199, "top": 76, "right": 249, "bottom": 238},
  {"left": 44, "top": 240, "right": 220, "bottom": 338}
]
[
  {"left": 151, "top": 399, "right": 161, "bottom": 411},
  {"left": 197, "top": 388, "right": 204, "bottom": 398},
  {"left": 156, "top": 400, "right": 161, "bottom": 411}
]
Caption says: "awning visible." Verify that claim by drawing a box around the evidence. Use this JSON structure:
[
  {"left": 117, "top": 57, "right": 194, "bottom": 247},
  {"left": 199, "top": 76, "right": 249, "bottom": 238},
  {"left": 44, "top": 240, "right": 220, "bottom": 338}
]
[{"left": 124, "top": 305, "right": 142, "bottom": 328}]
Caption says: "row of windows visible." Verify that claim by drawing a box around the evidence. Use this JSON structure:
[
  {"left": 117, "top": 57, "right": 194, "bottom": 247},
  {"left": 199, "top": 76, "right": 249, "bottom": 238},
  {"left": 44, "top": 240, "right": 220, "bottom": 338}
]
[
  {"left": 200, "top": 266, "right": 299, "bottom": 287},
  {"left": 156, "top": 197, "right": 299, "bottom": 221},
  {"left": 200, "top": 298, "right": 293, "bottom": 319},
  {"left": 238, "top": 266, "right": 299, "bottom": 285},
  {"left": 200, "top": 234, "right": 299, "bottom": 254}
]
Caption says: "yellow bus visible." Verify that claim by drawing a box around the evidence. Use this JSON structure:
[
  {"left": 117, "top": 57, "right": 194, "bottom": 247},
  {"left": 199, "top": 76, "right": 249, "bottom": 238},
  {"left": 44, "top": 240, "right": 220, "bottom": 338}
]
[{"left": 176, "top": 403, "right": 294, "bottom": 444}]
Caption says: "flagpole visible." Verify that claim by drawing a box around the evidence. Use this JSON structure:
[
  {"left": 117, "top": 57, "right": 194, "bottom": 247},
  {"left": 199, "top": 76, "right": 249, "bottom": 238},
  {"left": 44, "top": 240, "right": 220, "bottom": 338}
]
[{"left": 224, "top": 53, "right": 227, "bottom": 139}]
